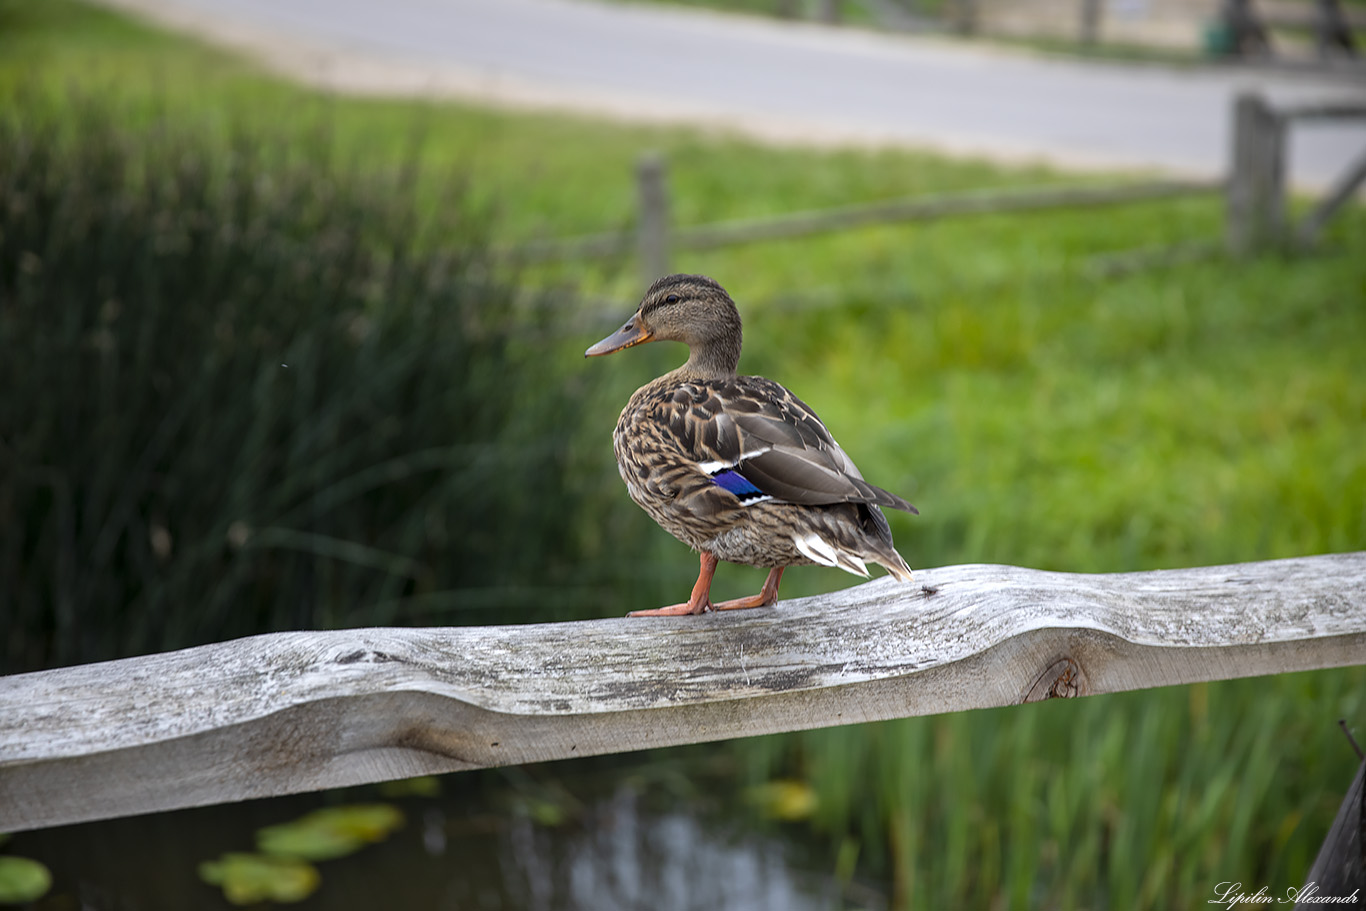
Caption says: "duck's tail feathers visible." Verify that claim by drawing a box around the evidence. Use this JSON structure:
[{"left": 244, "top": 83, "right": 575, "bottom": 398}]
[
  {"left": 794, "top": 533, "right": 870, "bottom": 578},
  {"left": 793, "top": 532, "right": 914, "bottom": 583},
  {"left": 876, "top": 550, "right": 915, "bottom": 584}
]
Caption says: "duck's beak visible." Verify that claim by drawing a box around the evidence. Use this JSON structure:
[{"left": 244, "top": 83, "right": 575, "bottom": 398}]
[{"left": 585, "top": 313, "right": 652, "bottom": 357}]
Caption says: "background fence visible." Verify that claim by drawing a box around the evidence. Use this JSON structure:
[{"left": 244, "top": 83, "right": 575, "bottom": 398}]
[{"left": 509, "top": 92, "right": 1366, "bottom": 286}]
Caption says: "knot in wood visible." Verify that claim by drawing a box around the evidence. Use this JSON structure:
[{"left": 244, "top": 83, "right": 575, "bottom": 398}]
[
  {"left": 333, "top": 649, "right": 394, "bottom": 665},
  {"left": 1023, "top": 657, "right": 1087, "bottom": 703}
]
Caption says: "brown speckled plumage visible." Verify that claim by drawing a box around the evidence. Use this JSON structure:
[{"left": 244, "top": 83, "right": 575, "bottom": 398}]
[{"left": 585, "top": 274, "right": 918, "bottom": 616}]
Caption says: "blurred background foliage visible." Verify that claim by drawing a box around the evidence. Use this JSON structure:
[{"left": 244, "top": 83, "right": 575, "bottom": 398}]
[
  {"left": 0, "top": 95, "right": 647, "bottom": 672},
  {"left": 2, "top": 1, "right": 1364, "bottom": 908}
]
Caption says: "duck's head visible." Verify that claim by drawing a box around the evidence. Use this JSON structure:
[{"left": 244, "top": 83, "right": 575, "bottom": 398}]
[{"left": 584, "top": 274, "right": 743, "bottom": 378}]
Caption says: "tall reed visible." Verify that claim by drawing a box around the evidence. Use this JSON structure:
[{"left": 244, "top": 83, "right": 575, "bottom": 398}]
[{"left": 0, "top": 95, "right": 634, "bottom": 673}]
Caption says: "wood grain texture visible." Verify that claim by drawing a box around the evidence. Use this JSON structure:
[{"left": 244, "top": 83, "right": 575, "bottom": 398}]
[{"left": 3, "top": 553, "right": 1364, "bottom": 831}]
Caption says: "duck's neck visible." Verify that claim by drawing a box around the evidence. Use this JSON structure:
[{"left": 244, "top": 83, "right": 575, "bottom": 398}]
[{"left": 677, "top": 330, "right": 742, "bottom": 381}]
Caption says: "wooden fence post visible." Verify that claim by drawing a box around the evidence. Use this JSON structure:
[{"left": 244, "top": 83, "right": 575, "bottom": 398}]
[
  {"left": 636, "top": 152, "right": 670, "bottom": 286},
  {"left": 1223, "top": 0, "right": 1271, "bottom": 56},
  {"left": 1228, "top": 92, "right": 1286, "bottom": 256},
  {"left": 1080, "top": 0, "right": 1102, "bottom": 45},
  {"left": 953, "top": 0, "right": 976, "bottom": 35},
  {"left": 1314, "top": 0, "right": 1358, "bottom": 57}
]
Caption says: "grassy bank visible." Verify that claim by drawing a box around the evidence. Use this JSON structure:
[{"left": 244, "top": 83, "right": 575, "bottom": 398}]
[{"left": 3, "top": 2, "right": 1364, "bottom": 907}]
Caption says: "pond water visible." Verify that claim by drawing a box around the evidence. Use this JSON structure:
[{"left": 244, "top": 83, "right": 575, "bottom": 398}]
[{"left": 12, "top": 761, "right": 887, "bottom": 910}]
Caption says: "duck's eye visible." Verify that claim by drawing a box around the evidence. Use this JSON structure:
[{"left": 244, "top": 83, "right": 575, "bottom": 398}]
[{"left": 664, "top": 294, "right": 679, "bottom": 304}]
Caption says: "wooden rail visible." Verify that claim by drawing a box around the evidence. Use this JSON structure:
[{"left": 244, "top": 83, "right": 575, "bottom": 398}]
[
  {"left": 1228, "top": 93, "right": 1366, "bottom": 254},
  {"left": 2, "top": 552, "right": 1363, "bottom": 832},
  {"left": 513, "top": 176, "right": 1221, "bottom": 283}
]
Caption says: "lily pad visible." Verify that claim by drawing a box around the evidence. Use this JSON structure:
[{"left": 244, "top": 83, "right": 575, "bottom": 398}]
[
  {"left": 198, "top": 852, "right": 319, "bottom": 905},
  {"left": 256, "top": 804, "right": 404, "bottom": 861},
  {"left": 746, "top": 779, "right": 818, "bottom": 822},
  {"left": 0, "top": 855, "right": 53, "bottom": 904},
  {"left": 377, "top": 775, "right": 442, "bottom": 798}
]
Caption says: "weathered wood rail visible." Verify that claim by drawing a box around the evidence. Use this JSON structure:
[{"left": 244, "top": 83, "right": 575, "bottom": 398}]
[
  {"left": 515, "top": 173, "right": 1222, "bottom": 287},
  {"left": 2, "top": 552, "right": 1364, "bottom": 832},
  {"left": 1229, "top": 92, "right": 1366, "bottom": 254}
]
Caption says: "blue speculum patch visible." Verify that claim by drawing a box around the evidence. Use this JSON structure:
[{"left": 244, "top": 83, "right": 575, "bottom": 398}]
[{"left": 710, "top": 468, "right": 766, "bottom": 502}]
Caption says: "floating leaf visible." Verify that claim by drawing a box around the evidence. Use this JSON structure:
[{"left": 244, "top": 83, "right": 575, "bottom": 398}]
[
  {"left": 198, "top": 852, "right": 319, "bottom": 905},
  {"left": 255, "top": 824, "right": 360, "bottom": 863},
  {"left": 256, "top": 804, "right": 404, "bottom": 861},
  {"left": 377, "top": 775, "right": 442, "bottom": 798},
  {"left": 746, "top": 779, "right": 818, "bottom": 822},
  {"left": 527, "top": 797, "right": 569, "bottom": 828},
  {"left": 0, "top": 856, "right": 53, "bottom": 903}
]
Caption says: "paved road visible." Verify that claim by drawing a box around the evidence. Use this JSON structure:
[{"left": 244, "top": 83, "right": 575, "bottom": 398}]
[{"left": 111, "top": 0, "right": 1364, "bottom": 186}]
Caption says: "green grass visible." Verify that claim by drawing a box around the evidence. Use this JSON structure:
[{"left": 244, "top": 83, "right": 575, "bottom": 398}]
[
  {"left": 4, "top": 1, "right": 1365, "bottom": 907},
  {"left": 759, "top": 668, "right": 1366, "bottom": 908}
]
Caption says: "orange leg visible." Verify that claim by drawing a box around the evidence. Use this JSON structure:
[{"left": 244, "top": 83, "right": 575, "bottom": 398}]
[
  {"left": 711, "top": 566, "right": 784, "bottom": 611},
  {"left": 628, "top": 551, "right": 719, "bottom": 617},
  {"left": 628, "top": 555, "right": 784, "bottom": 617}
]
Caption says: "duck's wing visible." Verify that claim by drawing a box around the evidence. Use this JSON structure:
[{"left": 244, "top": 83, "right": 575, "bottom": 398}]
[{"left": 677, "top": 376, "right": 918, "bottom": 514}]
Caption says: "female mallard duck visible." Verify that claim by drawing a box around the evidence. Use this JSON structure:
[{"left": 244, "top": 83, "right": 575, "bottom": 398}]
[{"left": 585, "top": 273, "right": 918, "bottom": 617}]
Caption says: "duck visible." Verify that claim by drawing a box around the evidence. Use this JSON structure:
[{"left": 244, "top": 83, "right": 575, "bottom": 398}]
[{"left": 585, "top": 273, "right": 918, "bottom": 617}]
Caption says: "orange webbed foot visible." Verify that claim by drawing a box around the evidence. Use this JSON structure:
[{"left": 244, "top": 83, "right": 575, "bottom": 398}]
[
  {"left": 627, "top": 600, "right": 710, "bottom": 617},
  {"left": 627, "top": 559, "right": 787, "bottom": 618},
  {"left": 710, "top": 567, "right": 784, "bottom": 611}
]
